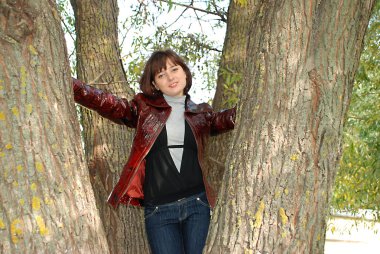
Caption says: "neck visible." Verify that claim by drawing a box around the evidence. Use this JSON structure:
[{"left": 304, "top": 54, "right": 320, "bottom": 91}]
[{"left": 163, "top": 94, "right": 186, "bottom": 102}]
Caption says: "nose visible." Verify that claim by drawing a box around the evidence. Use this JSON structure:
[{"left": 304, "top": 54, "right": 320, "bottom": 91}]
[{"left": 166, "top": 72, "right": 174, "bottom": 81}]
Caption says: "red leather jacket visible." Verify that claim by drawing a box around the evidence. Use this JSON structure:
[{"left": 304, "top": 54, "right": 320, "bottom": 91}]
[{"left": 73, "top": 78, "right": 236, "bottom": 208}]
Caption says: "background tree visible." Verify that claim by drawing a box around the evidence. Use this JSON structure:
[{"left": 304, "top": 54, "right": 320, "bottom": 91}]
[
  {"left": 332, "top": 1, "right": 380, "bottom": 218},
  {"left": 70, "top": 0, "right": 149, "bottom": 253},
  {"left": 204, "top": 0, "right": 375, "bottom": 253},
  {"left": 0, "top": 0, "right": 109, "bottom": 252}
]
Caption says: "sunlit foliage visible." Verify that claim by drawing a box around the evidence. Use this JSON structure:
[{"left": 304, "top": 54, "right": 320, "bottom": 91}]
[{"left": 332, "top": 1, "right": 380, "bottom": 219}]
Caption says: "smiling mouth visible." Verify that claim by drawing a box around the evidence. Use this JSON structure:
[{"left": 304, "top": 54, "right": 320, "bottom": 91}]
[{"left": 169, "top": 83, "right": 177, "bottom": 88}]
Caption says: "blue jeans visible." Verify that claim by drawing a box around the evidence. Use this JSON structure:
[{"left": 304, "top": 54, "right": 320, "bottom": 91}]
[{"left": 144, "top": 192, "right": 211, "bottom": 254}]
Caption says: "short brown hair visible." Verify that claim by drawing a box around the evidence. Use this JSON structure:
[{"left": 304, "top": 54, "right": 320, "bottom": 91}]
[{"left": 139, "top": 49, "right": 192, "bottom": 97}]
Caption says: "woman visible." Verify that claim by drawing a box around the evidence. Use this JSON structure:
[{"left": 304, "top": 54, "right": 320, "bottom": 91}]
[{"left": 73, "top": 49, "right": 236, "bottom": 254}]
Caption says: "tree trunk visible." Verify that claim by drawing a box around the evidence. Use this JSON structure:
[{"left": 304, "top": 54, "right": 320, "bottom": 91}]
[
  {"left": 0, "top": 1, "right": 109, "bottom": 253},
  {"left": 71, "top": 0, "right": 149, "bottom": 253},
  {"left": 205, "top": 0, "right": 375, "bottom": 253},
  {"left": 205, "top": 0, "right": 256, "bottom": 196}
]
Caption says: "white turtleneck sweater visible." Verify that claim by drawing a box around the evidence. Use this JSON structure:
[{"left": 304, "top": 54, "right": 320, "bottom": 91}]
[{"left": 163, "top": 94, "right": 186, "bottom": 172}]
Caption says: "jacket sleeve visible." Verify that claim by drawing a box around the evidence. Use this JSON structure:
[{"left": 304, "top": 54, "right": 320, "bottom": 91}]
[
  {"left": 72, "top": 78, "right": 138, "bottom": 128},
  {"left": 210, "top": 106, "right": 236, "bottom": 135}
]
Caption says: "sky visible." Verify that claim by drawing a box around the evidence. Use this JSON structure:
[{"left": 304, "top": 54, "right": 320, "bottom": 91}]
[
  {"left": 118, "top": 0, "right": 228, "bottom": 103},
  {"left": 64, "top": 0, "right": 228, "bottom": 103}
]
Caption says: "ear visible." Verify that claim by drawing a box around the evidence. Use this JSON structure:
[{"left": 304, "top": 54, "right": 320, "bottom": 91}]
[{"left": 152, "top": 81, "right": 159, "bottom": 90}]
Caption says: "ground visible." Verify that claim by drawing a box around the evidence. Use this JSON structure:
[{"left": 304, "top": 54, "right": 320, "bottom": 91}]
[{"left": 325, "top": 214, "right": 380, "bottom": 254}]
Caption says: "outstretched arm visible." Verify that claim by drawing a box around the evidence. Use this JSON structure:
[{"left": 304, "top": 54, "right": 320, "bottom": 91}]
[
  {"left": 210, "top": 106, "right": 236, "bottom": 135},
  {"left": 72, "top": 78, "right": 138, "bottom": 128}
]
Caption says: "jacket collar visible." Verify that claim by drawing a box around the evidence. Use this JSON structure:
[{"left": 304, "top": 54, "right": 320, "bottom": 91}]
[
  {"left": 142, "top": 94, "right": 170, "bottom": 108},
  {"left": 141, "top": 93, "right": 212, "bottom": 113},
  {"left": 185, "top": 97, "right": 212, "bottom": 113}
]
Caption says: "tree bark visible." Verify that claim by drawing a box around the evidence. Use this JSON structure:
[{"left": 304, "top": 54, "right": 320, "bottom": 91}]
[
  {"left": 71, "top": 0, "right": 149, "bottom": 253},
  {"left": 0, "top": 1, "right": 109, "bottom": 253},
  {"left": 205, "top": 0, "right": 375, "bottom": 253},
  {"left": 205, "top": 0, "right": 257, "bottom": 196}
]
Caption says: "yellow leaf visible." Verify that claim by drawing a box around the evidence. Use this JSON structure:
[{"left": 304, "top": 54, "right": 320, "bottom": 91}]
[
  {"left": 11, "top": 219, "right": 23, "bottom": 244},
  {"left": 290, "top": 154, "right": 299, "bottom": 161},
  {"left": 0, "top": 218, "right": 5, "bottom": 230},
  {"left": 244, "top": 248, "right": 253, "bottom": 254},
  {"left": 279, "top": 207, "right": 288, "bottom": 225},
  {"left": 20, "top": 66, "right": 27, "bottom": 87},
  {"left": 35, "top": 161, "right": 44, "bottom": 173},
  {"left": 35, "top": 216, "right": 49, "bottom": 236},
  {"left": 28, "top": 45, "right": 38, "bottom": 56},
  {"left": 254, "top": 201, "right": 265, "bottom": 228},
  {"left": 32, "top": 196, "right": 41, "bottom": 211},
  {"left": 234, "top": 0, "right": 248, "bottom": 7},
  {"left": 11, "top": 107, "right": 19, "bottom": 116}
]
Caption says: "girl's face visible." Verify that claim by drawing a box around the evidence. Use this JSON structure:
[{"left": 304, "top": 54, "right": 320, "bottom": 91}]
[{"left": 153, "top": 60, "right": 187, "bottom": 97}]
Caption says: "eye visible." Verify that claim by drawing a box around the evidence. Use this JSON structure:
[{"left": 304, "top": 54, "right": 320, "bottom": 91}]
[
  {"left": 157, "top": 73, "right": 165, "bottom": 79},
  {"left": 172, "top": 67, "right": 178, "bottom": 72}
]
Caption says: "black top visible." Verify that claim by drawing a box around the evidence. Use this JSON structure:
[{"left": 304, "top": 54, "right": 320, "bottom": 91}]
[{"left": 143, "top": 120, "right": 205, "bottom": 206}]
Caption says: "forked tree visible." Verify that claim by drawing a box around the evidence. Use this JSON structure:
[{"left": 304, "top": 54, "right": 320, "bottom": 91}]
[{"left": 205, "top": 0, "right": 375, "bottom": 253}]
